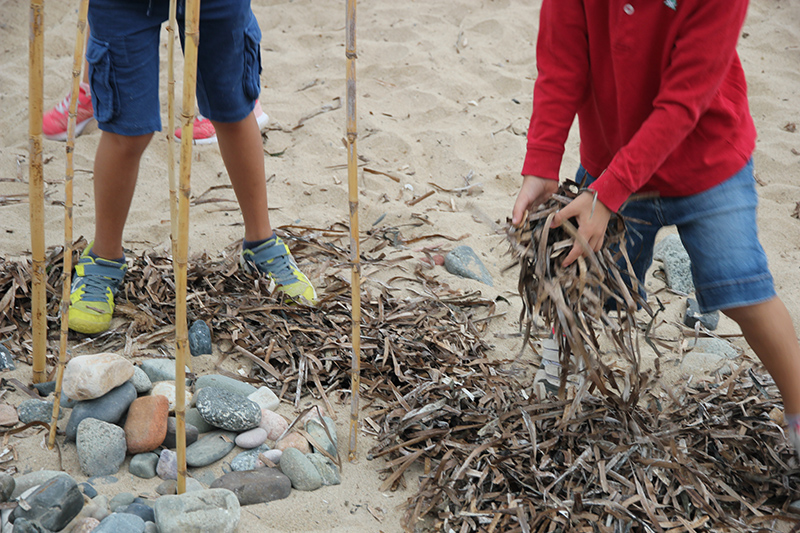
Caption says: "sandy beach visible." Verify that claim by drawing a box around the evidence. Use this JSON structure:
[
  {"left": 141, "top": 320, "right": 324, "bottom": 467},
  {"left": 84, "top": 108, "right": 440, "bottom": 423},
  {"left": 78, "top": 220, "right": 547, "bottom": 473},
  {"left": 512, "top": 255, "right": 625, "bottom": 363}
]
[{"left": 1, "top": 0, "right": 799, "bottom": 531}]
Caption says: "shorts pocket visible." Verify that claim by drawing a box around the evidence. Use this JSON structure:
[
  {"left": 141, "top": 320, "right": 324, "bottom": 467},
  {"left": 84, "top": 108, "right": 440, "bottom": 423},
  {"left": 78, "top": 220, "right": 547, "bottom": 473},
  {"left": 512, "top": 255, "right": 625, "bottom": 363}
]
[
  {"left": 242, "top": 17, "right": 262, "bottom": 101},
  {"left": 86, "top": 36, "right": 119, "bottom": 123}
]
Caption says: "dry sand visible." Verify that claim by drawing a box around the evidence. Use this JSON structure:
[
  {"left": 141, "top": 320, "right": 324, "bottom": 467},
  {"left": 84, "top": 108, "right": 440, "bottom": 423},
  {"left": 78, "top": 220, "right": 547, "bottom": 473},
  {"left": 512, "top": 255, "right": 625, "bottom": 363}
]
[{"left": 0, "top": 0, "right": 799, "bottom": 531}]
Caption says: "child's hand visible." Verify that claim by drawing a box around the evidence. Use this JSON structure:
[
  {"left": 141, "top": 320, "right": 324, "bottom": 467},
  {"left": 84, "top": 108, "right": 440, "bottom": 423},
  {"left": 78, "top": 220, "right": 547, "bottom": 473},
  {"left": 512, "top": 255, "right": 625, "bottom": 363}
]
[
  {"left": 512, "top": 175, "right": 559, "bottom": 225},
  {"left": 551, "top": 191, "right": 612, "bottom": 267}
]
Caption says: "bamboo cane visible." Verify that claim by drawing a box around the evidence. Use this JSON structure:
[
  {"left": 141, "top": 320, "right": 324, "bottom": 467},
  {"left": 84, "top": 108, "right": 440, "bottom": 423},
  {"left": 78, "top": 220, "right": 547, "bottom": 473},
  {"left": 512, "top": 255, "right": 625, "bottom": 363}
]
[
  {"left": 48, "top": 0, "right": 90, "bottom": 450},
  {"left": 29, "top": 0, "right": 46, "bottom": 384},
  {"left": 174, "top": 0, "right": 201, "bottom": 495},
  {"left": 166, "top": 0, "right": 178, "bottom": 257},
  {"left": 346, "top": 0, "right": 362, "bottom": 462}
]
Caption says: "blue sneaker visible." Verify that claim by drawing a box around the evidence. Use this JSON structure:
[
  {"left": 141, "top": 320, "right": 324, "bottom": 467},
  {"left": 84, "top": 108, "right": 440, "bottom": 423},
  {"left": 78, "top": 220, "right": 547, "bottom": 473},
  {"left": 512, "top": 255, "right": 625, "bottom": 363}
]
[
  {"left": 240, "top": 236, "right": 317, "bottom": 304},
  {"left": 68, "top": 244, "right": 127, "bottom": 334}
]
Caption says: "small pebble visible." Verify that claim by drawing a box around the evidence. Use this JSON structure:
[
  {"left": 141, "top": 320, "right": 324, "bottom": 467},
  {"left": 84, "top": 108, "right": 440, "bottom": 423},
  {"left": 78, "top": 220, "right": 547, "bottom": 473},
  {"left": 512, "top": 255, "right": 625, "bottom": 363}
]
[
  {"left": 258, "top": 409, "right": 288, "bottom": 441},
  {"left": 280, "top": 448, "right": 323, "bottom": 491},
  {"left": 189, "top": 320, "right": 212, "bottom": 356},
  {"left": 275, "top": 432, "right": 310, "bottom": 454},
  {"left": 235, "top": 427, "right": 268, "bottom": 449}
]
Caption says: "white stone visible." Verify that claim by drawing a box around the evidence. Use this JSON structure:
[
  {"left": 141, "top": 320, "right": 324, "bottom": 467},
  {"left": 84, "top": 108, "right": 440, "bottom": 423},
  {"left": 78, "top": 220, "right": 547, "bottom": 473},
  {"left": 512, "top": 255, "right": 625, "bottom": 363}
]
[
  {"left": 151, "top": 382, "right": 191, "bottom": 413},
  {"left": 247, "top": 387, "right": 280, "bottom": 411},
  {"left": 62, "top": 353, "right": 135, "bottom": 401}
]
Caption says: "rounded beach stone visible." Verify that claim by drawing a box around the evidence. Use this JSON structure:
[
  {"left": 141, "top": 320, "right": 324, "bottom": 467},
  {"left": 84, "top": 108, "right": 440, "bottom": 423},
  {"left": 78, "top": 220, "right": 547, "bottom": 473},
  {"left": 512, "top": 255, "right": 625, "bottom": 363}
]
[
  {"left": 66, "top": 381, "right": 137, "bottom": 441},
  {"left": 235, "top": 428, "right": 267, "bottom": 449},
  {"left": 124, "top": 395, "right": 169, "bottom": 454},
  {"left": 109, "top": 492, "right": 136, "bottom": 511},
  {"left": 210, "top": 468, "right": 292, "bottom": 505},
  {"left": 296, "top": 404, "right": 328, "bottom": 426},
  {"left": 11, "top": 471, "right": 72, "bottom": 499},
  {"left": 157, "top": 449, "right": 178, "bottom": 480},
  {"left": 93, "top": 512, "right": 145, "bottom": 533},
  {"left": 119, "top": 502, "right": 155, "bottom": 524},
  {"left": 230, "top": 444, "right": 271, "bottom": 472},
  {"left": 279, "top": 448, "right": 323, "bottom": 491},
  {"left": 0, "top": 473, "right": 14, "bottom": 502},
  {"left": 161, "top": 417, "right": 199, "bottom": 449},
  {"left": 130, "top": 366, "right": 152, "bottom": 394},
  {"left": 62, "top": 353, "right": 135, "bottom": 401},
  {"left": 9, "top": 475, "right": 84, "bottom": 531},
  {"left": 195, "top": 387, "right": 261, "bottom": 432},
  {"left": 194, "top": 374, "right": 257, "bottom": 398},
  {"left": 153, "top": 489, "right": 240, "bottom": 533},
  {"left": 0, "top": 344, "right": 15, "bottom": 371},
  {"left": 443, "top": 245, "right": 494, "bottom": 286},
  {"left": 0, "top": 404, "right": 18, "bottom": 427},
  {"left": 185, "top": 431, "right": 237, "bottom": 468},
  {"left": 306, "top": 453, "right": 341, "bottom": 486},
  {"left": 17, "top": 399, "right": 62, "bottom": 425},
  {"left": 188, "top": 320, "right": 212, "bottom": 356},
  {"left": 139, "top": 359, "right": 178, "bottom": 383},
  {"left": 76, "top": 418, "right": 127, "bottom": 477},
  {"left": 129, "top": 453, "right": 160, "bottom": 479},
  {"left": 185, "top": 408, "right": 215, "bottom": 434},
  {"left": 258, "top": 409, "right": 288, "bottom": 441},
  {"left": 151, "top": 381, "right": 188, "bottom": 412},
  {"left": 305, "top": 416, "right": 337, "bottom": 457},
  {"left": 247, "top": 387, "right": 279, "bottom": 411},
  {"left": 71, "top": 517, "right": 101, "bottom": 533},
  {"left": 261, "top": 449, "right": 282, "bottom": 465},
  {"left": 275, "top": 432, "right": 310, "bottom": 454}
]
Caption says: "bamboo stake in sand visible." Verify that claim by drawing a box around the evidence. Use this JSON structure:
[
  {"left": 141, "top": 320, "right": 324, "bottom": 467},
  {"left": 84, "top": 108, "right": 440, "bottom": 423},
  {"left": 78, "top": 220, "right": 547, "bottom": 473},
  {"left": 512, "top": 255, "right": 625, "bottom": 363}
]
[
  {"left": 166, "top": 0, "right": 179, "bottom": 257},
  {"left": 49, "top": 0, "right": 90, "bottom": 450},
  {"left": 174, "top": 0, "right": 201, "bottom": 495},
  {"left": 346, "top": 0, "right": 362, "bottom": 462},
  {"left": 28, "top": 0, "right": 46, "bottom": 384}
]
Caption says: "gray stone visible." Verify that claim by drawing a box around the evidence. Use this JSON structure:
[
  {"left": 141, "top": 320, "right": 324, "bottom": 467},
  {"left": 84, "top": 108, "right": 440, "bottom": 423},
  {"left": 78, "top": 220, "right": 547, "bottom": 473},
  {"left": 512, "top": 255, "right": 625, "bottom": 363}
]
[
  {"left": 32, "top": 381, "right": 57, "bottom": 397},
  {"left": 230, "top": 444, "right": 271, "bottom": 472},
  {"left": 155, "top": 478, "right": 205, "bottom": 495},
  {"left": 161, "top": 417, "right": 199, "bottom": 449},
  {"left": 157, "top": 449, "right": 178, "bottom": 480},
  {"left": 11, "top": 472, "right": 73, "bottom": 499},
  {"left": 139, "top": 360, "right": 177, "bottom": 383},
  {"left": 186, "top": 408, "right": 215, "bottom": 434},
  {"left": 94, "top": 513, "right": 146, "bottom": 533},
  {"left": 119, "top": 503, "right": 155, "bottom": 524},
  {"left": 17, "top": 400, "right": 63, "bottom": 425},
  {"left": 444, "top": 246, "right": 493, "bottom": 286},
  {"left": 0, "top": 473, "right": 14, "bottom": 502},
  {"left": 683, "top": 298, "right": 720, "bottom": 331},
  {"left": 279, "top": 447, "right": 322, "bottom": 491},
  {"left": 305, "top": 416, "right": 337, "bottom": 457},
  {"left": 10, "top": 475, "right": 84, "bottom": 531},
  {"left": 189, "top": 320, "right": 213, "bottom": 357},
  {"left": 653, "top": 234, "right": 694, "bottom": 294},
  {"left": 145, "top": 522, "right": 158, "bottom": 533},
  {"left": 306, "top": 453, "right": 341, "bottom": 486},
  {"left": 66, "top": 381, "right": 137, "bottom": 441},
  {"left": 77, "top": 418, "right": 127, "bottom": 477},
  {"left": 186, "top": 430, "right": 237, "bottom": 467},
  {"left": 131, "top": 366, "right": 153, "bottom": 394},
  {"left": 129, "top": 453, "right": 159, "bottom": 479},
  {"left": 686, "top": 337, "right": 739, "bottom": 359},
  {"left": 194, "top": 374, "right": 257, "bottom": 399},
  {"left": 195, "top": 388, "right": 261, "bottom": 432},
  {"left": 210, "top": 468, "right": 292, "bottom": 506},
  {"left": 78, "top": 482, "right": 97, "bottom": 498},
  {"left": 0, "top": 344, "right": 15, "bottom": 371},
  {"left": 153, "top": 489, "right": 240, "bottom": 533},
  {"left": 86, "top": 475, "right": 118, "bottom": 486},
  {"left": 192, "top": 470, "right": 218, "bottom": 487},
  {"left": 109, "top": 493, "right": 136, "bottom": 512}
]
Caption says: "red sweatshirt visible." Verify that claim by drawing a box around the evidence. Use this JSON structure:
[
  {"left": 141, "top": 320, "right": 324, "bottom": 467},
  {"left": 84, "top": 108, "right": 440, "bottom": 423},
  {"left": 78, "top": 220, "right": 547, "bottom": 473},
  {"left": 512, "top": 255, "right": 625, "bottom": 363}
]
[{"left": 522, "top": 0, "right": 757, "bottom": 213}]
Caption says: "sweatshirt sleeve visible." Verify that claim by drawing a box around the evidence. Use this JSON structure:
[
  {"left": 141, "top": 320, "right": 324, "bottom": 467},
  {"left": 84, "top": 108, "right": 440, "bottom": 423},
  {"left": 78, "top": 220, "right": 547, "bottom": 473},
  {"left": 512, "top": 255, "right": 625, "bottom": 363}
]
[
  {"left": 521, "top": 0, "right": 589, "bottom": 181},
  {"left": 590, "top": 0, "right": 750, "bottom": 212}
]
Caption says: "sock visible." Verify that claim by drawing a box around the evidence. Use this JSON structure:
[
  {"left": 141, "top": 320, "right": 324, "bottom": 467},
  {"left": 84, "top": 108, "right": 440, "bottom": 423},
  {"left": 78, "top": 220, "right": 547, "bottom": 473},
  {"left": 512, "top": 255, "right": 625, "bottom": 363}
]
[
  {"left": 88, "top": 249, "right": 125, "bottom": 264},
  {"left": 786, "top": 413, "right": 800, "bottom": 428},
  {"left": 243, "top": 233, "right": 276, "bottom": 251}
]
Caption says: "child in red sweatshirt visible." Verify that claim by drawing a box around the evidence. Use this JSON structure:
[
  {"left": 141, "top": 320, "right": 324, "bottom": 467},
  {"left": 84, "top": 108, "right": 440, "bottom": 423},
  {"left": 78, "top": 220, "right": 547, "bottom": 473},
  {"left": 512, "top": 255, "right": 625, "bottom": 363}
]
[{"left": 512, "top": 0, "right": 800, "bottom": 457}]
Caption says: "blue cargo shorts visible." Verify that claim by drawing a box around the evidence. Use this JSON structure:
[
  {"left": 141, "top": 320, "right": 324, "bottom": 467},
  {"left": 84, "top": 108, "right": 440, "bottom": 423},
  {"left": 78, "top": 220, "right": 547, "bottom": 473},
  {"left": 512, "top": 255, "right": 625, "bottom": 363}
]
[
  {"left": 87, "top": 0, "right": 262, "bottom": 136},
  {"left": 580, "top": 159, "right": 775, "bottom": 313}
]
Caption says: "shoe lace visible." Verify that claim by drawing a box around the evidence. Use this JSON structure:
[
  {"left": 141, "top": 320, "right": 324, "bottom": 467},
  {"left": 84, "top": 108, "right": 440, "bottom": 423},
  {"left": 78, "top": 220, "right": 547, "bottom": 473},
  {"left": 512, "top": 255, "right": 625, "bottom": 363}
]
[
  {"left": 79, "top": 274, "right": 117, "bottom": 302},
  {"left": 54, "top": 94, "right": 72, "bottom": 115},
  {"left": 257, "top": 254, "right": 298, "bottom": 286}
]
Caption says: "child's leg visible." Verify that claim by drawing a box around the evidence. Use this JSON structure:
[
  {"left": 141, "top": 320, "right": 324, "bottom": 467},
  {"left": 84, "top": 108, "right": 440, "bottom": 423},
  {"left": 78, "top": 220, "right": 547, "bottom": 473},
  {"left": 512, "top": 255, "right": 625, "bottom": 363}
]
[
  {"left": 210, "top": 113, "right": 273, "bottom": 243},
  {"left": 91, "top": 131, "right": 153, "bottom": 260},
  {"left": 723, "top": 299, "right": 800, "bottom": 413}
]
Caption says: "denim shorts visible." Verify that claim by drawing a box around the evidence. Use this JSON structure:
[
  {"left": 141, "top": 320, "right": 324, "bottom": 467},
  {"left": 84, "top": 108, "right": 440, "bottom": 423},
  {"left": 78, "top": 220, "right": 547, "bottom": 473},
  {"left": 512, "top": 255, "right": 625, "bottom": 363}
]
[
  {"left": 87, "top": 0, "right": 262, "bottom": 136},
  {"left": 579, "top": 159, "right": 775, "bottom": 313}
]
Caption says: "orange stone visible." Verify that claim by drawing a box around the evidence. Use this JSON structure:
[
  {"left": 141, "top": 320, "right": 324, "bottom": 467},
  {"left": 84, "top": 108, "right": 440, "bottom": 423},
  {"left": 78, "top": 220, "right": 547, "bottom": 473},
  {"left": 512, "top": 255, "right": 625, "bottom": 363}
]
[
  {"left": 275, "top": 432, "right": 311, "bottom": 454},
  {"left": 124, "top": 395, "right": 169, "bottom": 454}
]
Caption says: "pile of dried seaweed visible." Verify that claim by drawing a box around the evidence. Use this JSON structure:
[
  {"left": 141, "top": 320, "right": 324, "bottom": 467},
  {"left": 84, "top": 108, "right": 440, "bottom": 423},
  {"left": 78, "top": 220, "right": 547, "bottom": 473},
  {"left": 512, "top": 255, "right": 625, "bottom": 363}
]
[{"left": 2, "top": 224, "right": 800, "bottom": 532}]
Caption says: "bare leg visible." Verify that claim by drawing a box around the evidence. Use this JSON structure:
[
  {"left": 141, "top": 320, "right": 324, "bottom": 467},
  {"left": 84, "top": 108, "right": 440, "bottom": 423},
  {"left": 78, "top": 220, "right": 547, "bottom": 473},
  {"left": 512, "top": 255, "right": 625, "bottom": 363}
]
[
  {"left": 211, "top": 111, "right": 273, "bottom": 242},
  {"left": 91, "top": 131, "right": 153, "bottom": 259},
  {"left": 723, "top": 297, "right": 800, "bottom": 413}
]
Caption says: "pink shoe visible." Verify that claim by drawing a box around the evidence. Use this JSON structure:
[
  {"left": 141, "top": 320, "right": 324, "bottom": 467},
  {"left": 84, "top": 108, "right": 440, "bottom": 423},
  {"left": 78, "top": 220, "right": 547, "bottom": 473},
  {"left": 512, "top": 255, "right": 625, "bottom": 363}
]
[
  {"left": 174, "top": 101, "right": 268, "bottom": 145},
  {"left": 42, "top": 82, "right": 94, "bottom": 141}
]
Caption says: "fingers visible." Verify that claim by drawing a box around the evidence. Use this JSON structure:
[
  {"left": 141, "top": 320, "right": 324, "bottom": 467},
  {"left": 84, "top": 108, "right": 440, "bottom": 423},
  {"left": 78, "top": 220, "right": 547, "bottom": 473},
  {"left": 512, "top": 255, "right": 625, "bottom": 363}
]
[{"left": 511, "top": 195, "right": 529, "bottom": 226}]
